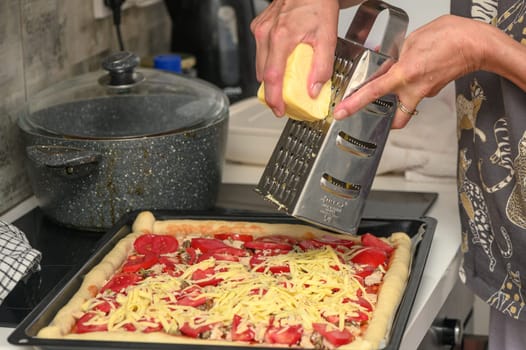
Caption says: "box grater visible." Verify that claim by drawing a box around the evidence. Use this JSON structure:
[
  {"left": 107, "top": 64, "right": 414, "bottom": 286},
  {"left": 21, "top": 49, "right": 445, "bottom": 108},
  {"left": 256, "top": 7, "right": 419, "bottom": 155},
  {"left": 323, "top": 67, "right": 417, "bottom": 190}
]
[{"left": 255, "top": 0, "right": 409, "bottom": 234}]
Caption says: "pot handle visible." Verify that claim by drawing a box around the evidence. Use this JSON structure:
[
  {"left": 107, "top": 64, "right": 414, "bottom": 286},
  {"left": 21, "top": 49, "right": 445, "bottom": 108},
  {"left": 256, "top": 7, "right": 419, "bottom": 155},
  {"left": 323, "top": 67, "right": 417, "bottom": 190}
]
[{"left": 26, "top": 145, "right": 102, "bottom": 170}]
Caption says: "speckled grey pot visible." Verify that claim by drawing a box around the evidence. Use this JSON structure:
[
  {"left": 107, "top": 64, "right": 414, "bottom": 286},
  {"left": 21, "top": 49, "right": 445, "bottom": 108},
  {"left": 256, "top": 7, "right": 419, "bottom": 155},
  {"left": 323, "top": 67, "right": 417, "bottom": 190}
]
[{"left": 19, "top": 95, "right": 228, "bottom": 231}]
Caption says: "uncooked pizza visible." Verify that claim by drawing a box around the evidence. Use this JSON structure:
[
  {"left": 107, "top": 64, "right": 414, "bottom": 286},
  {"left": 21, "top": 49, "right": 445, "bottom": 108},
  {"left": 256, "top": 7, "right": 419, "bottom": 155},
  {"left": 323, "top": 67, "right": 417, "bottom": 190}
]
[{"left": 37, "top": 211, "right": 412, "bottom": 350}]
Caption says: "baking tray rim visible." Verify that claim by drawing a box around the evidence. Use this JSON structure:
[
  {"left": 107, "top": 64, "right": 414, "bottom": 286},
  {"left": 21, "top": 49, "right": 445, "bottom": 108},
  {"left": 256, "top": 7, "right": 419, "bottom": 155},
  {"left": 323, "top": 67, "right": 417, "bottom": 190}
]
[{"left": 8, "top": 210, "right": 437, "bottom": 350}]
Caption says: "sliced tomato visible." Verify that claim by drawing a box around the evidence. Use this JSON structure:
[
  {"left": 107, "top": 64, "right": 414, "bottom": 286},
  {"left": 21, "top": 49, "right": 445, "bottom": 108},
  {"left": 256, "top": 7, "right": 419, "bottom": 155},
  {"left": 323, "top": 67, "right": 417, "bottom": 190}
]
[
  {"left": 74, "top": 312, "right": 108, "bottom": 333},
  {"left": 176, "top": 295, "right": 207, "bottom": 307},
  {"left": 134, "top": 234, "right": 178, "bottom": 255},
  {"left": 191, "top": 238, "right": 229, "bottom": 253},
  {"left": 92, "top": 299, "right": 119, "bottom": 314},
  {"left": 361, "top": 233, "right": 394, "bottom": 254},
  {"left": 347, "top": 310, "right": 369, "bottom": 323},
  {"left": 198, "top": 251, "right": 240, "bottom": 263},
  {"left": 231, "top": 314, "right": 256, "bottom": 342},
  {"left": 355, "top": 265, "right": 376, "bottom": 279},
  {"left": 152, "top": 235, "right": 179, "bottom": 254},
  {"left": 214, "top": 232, "right": 254, "bottom": 242},
  {"left": 100, "top": 272, "right": 141, "bottom": 293},
  {"left": 122, "top": 323, "right": 136, "bottom": 332},
  {"left": 179, "top": 322, "right": 213, "bottom": 338},
  {"left": 351, "top": 247, "right": 388, "bottom": 268},
  {"left": 122, "top": 254, "right": 158, "bottom": 273},
  {"left": 357, "top": 296, "right": 373, "bottom": 311},
  {"left": 312, "top": 323, "right": 355, "bottom": 347},
  {"left": 191, "top": 267, "right": 223, "bottom": 287},
  {"left": 249, "top": 254, "right": 289, "bottom": 274},
  {"left": 183, "top": 247, "right": 197, "bottom": 265},
  {"left": 244, "top": 235, "right": 295, "bottom": 251},
  {"left": 265, "top": 325, "right": 302, "bottom": 345},
  {"left": 298, "top": 239, "right": 324, "bottom": 251},
  {"left": 313, "top": 235, "right": 356, "bottom": 248}
]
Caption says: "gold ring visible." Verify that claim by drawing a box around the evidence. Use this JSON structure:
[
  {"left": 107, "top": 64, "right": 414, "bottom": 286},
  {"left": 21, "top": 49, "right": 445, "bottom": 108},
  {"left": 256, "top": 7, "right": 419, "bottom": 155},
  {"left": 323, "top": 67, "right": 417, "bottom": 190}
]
[{"left": 397, "top": 98, "right": 419, "bottom": 116}]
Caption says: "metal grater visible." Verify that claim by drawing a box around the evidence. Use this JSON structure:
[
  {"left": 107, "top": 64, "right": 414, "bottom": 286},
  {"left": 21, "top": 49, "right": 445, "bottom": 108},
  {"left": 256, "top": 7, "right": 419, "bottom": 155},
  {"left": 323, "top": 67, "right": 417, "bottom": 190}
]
[{"left": 255, "top": 0, "right": 409, "bottom": 234}]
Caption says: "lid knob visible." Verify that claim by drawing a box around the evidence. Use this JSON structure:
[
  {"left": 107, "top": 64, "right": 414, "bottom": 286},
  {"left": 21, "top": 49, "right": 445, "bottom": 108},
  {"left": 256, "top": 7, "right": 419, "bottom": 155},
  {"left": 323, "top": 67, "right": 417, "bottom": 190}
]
[{"left": 99, "top": 51, "right": 144, "bottom": 88}]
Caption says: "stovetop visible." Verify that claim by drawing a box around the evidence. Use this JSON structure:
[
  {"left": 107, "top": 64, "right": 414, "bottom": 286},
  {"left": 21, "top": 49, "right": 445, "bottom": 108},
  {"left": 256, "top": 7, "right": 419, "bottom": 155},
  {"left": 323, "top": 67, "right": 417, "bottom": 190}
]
[{"left": 0, "top": 184, "right": 437, "bottom": 327}]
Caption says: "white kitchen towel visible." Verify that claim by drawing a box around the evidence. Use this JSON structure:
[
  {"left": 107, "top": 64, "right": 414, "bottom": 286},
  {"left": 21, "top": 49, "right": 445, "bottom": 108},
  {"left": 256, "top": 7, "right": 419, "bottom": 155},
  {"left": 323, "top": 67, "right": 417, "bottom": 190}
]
[
  {"left": 0, "top": 220, "right": 41, "bottom": 305},
  {"left": 377, "top": 83, "right": 458, "bottom": 181}
]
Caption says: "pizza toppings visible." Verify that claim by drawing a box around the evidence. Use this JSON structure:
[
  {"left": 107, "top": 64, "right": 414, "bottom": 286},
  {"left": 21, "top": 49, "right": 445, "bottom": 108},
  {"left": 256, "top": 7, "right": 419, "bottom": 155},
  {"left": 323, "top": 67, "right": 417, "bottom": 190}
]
[{"left": 69, "top": 227, "right": 402, "bottom": 349}]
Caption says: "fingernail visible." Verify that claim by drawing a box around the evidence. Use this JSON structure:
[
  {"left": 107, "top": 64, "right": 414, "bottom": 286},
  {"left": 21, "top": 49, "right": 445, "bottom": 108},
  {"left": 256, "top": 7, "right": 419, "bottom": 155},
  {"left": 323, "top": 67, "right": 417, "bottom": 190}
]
[
  {"left": 333, "top": 109, "right": 347, "bottom": 120},
  {"left": 311, "top": 83, "right": 322, "bottom": 97},
  {"left": 272, "top": 108, "right": 282, "bottom": 117}
]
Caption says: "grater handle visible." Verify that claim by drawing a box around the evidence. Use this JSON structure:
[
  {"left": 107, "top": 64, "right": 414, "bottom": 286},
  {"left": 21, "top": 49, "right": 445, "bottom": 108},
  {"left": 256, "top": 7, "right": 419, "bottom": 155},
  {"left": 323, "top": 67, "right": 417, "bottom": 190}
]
[{"left": 344, "top": 0, "right": 408, "bottom": 60}]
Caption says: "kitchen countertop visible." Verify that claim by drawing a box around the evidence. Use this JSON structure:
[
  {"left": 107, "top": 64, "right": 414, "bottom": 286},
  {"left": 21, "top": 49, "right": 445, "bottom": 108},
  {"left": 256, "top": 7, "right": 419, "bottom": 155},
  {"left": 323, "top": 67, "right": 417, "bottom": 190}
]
[{"left": 0, "top": 162, "right": 462, "bottom": 350}]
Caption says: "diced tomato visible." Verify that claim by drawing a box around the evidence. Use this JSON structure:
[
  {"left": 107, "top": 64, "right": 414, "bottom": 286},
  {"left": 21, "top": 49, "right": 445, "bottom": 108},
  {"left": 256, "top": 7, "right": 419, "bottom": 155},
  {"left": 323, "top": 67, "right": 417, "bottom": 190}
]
[
  {"left": 134, "top": 234, "right": 178, "bottom": 255},
  {"left": 312, "top": 323, "right": 355, "bottom": 347},
  {"left": 190, "top": 238, "right": 229, "bottom": 253},
  {"left": 179, "top": 322, "right": 213, "bottom": 338},
  {"left": 214, "top": 232, "right": 254, "bottom": 243},
  {"left": 100, "top": 272, "right": 141, "bottom": 293},
  {"left": 74, "top": 312, "right": 108, "bottom": 333},
  {"left": 313, "top": 235, "right": 356, "bottom": 248},
  {"left": 351, "top": 247, "right": 388, "bottom": 268},
  {"left": 265, "top": 325, "right": 302, "bottom": 345},
  {"left": 231, "top": 314, "right": 256, "bottom": 342},
  {"left": 122, "top": 254, "right": 158, "bottom": 273},
  {"left": 361, "top": 233, "right": 394, "bottom": 254}
]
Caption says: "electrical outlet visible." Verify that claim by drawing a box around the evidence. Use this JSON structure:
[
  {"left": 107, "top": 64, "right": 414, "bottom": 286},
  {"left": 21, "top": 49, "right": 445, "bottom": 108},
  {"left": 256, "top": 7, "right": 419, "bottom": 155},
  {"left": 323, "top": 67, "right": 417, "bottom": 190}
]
[{"left": 92, "top": 0, "right": 161, "bottom": 19}]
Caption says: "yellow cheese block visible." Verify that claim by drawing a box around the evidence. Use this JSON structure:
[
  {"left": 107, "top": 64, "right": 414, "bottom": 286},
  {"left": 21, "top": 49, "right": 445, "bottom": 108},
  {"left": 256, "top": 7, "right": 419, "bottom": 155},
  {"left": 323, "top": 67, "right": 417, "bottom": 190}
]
[{"left": 257, "top": 43, "right": 332, "bottom": 122}]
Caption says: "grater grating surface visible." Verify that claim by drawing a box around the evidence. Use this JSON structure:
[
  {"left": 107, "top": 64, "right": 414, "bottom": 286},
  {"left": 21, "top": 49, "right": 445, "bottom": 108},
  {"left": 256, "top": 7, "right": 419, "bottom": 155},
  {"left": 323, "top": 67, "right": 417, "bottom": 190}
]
[{"left": 256, "top": 0, "right": 408, "bottom": 234}]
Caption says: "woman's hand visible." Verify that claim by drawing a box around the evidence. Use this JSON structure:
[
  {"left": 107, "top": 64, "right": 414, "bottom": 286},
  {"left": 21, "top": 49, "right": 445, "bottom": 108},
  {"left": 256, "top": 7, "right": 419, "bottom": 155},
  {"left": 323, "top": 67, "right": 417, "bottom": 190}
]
[
  {"left": 333, "top": 15, "right": 493, "bottom": 128},
  {"left": 251, "top": 0, "right": 361, "bottom": 117}
]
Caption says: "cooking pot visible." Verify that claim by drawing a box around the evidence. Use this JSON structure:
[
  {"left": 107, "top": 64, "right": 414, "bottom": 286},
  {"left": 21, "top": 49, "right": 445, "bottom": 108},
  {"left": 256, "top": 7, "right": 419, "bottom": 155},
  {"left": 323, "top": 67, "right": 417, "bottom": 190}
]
[{"left": 17, "top": 52, "right": 229, "bottom": 231}]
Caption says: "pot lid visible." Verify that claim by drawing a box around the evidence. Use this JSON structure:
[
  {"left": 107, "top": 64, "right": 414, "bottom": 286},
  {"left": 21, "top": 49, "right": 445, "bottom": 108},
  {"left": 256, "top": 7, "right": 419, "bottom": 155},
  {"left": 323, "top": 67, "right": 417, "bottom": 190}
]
[{"left": 18, "top": 52, "right": 229, "bottom": 139}]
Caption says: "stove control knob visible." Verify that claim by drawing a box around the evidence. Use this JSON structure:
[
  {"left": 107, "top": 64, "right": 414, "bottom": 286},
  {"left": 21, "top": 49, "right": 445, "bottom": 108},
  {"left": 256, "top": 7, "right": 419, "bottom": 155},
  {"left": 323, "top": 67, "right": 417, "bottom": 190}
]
[{"left": 432, "top": 318, "right": 463, "bottom": 346}]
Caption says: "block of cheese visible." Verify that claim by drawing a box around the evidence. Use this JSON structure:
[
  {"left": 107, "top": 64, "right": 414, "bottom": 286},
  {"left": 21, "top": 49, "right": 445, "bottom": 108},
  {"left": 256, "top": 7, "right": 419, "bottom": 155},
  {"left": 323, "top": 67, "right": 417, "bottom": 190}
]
[{"left": 257, "top": 43, "right": 332, "bottom": 122}]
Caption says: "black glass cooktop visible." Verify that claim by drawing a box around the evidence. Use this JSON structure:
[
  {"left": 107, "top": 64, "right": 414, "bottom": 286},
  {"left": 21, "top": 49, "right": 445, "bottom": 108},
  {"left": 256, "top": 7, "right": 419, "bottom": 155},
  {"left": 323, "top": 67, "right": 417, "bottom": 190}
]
[{"left": 0, "top": 184, "right": 437, "bottom": 327}]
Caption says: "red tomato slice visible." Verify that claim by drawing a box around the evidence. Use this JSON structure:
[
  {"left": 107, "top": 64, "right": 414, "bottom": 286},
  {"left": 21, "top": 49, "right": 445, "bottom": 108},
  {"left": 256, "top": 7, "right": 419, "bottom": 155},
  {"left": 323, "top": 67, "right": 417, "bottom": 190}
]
[
  {"left": 133, "top": 234, "right": 157, "bottom": 255},
  {"left": 265, "top": 325, "right": 302, "bottom": 345},
  {"left": 191, "top": 267, "right": 223, "bottom": 287},
  {"left": 74, "top": 313, "right": 108, "bottom": 333},
  {"left": 152, "top": 235, "right": 179, "bottom": 254},
  {"left": 197, "top": 251, "right": 240, "bottom": 263},
  {"left": 351, "top": 247, "right": 388, "bottom": 268},
  {"left": 298, "top": 239, "right": 324, "bottom": 251},
  {"left": 244, "top": 239, "right": 292, "bottom": 251},
  {"left": 134, "top": 234, "right": 178, "bottom": 255},
  {"left": 347, "top": 310, "right": 369, "bottom": 323},
  {"left": 100, "top": 272, "right": 141, "bottom": 293},
  {"left": 92, "top": 299, "right": 119, "bottom": 314},
  {"left": 313, "top": 235, "right": 356, "bottom": 248},
  {"left": 122, "top": 254, "right": 158, "bottom": 273},
  {"left": 214, "top": 232, "right": 254, "bottom": 242},
  {"left": 179, "top": 322, "right": 213, "bottom": 338},
  {"left": 361, "top": 233, "right": 394, "bottom": 254},
  {"left": 355, "top": 265, "right": 377, "bottom": 279},
  {"left": 191, "top": 238, "right": 229, "bottom": 253},
  {"left": 231, "top": 314, "right": 256, "bottom": 341},
  {"left": 176, "top": 295, "right": 207, "bottom": 307},
  {"left": 312, "top": 323, "right": 355, "bottom": 347}
]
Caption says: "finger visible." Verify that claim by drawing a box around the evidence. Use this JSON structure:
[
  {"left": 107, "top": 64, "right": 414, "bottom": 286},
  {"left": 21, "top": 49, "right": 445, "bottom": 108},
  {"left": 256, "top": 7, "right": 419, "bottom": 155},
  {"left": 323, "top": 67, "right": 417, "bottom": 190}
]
[
  {"left": 309, "top": 37, "right": 337, "bottom": 98},
  {"left": 262, "top": 38, "right": 297, "bottom": 117},
  {"left": 250, "top": 15, "right": 272, "bottom": 82},
  {"left": 391, "top": 96, "right": 419, "bottom": 129},
  {"left": 332, "top": 74, "right": 397, "bottom": 120}
]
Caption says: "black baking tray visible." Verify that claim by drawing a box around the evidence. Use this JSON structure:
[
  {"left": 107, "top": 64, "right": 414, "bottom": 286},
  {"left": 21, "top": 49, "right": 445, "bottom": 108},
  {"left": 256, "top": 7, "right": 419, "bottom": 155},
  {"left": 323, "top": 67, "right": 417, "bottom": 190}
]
[{"left": 8, "top": 209, "right": 436, "bottom": 350}]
